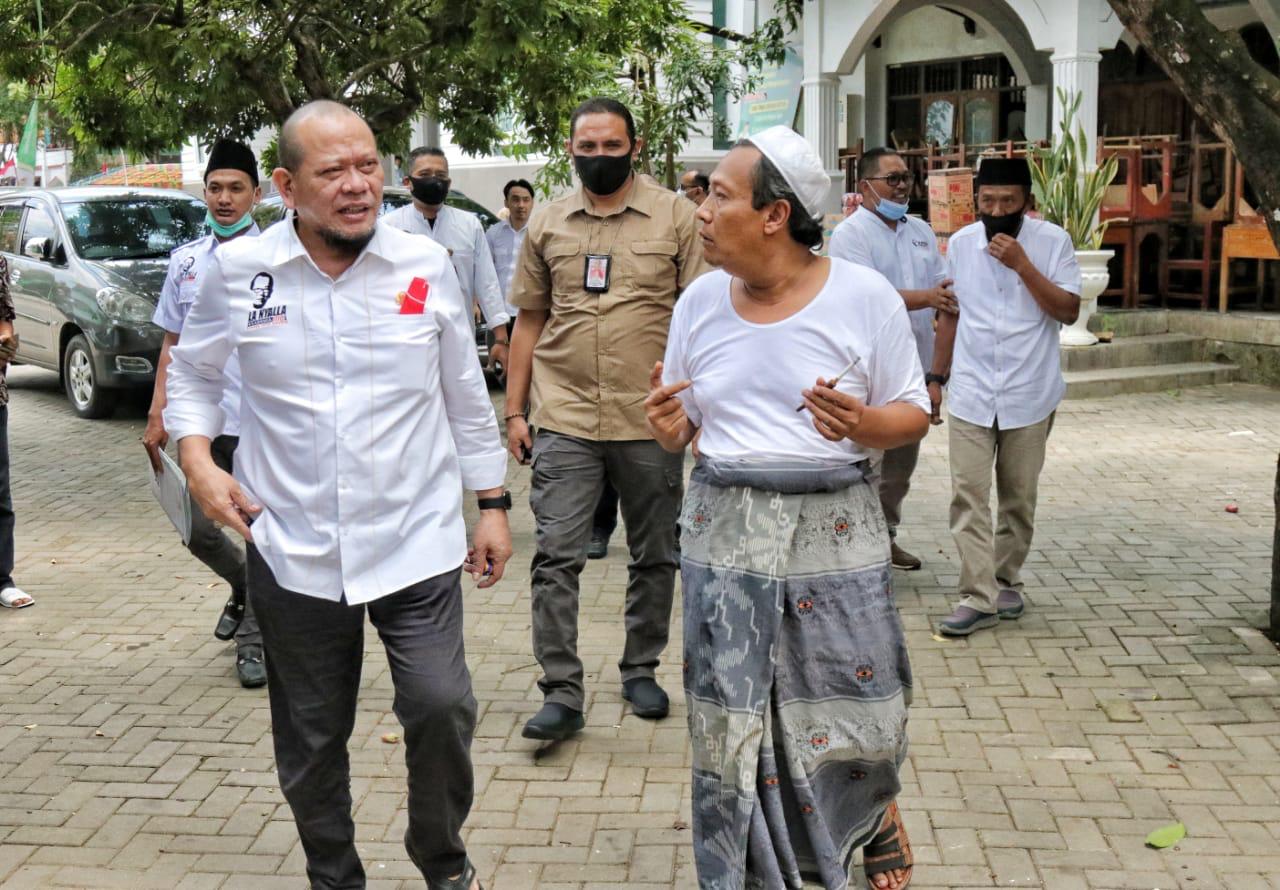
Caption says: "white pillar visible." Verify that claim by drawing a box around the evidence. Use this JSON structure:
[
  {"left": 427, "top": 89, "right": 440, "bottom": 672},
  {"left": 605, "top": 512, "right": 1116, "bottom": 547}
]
[
  {"left": 802, "top": 75, "right": 840, "bottom": 169},
  {"left": 1051, "top": 52, "right": 1101, "bottom": 166}
]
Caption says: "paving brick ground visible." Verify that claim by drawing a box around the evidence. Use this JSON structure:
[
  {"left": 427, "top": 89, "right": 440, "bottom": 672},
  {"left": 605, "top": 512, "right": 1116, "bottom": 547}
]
[{"left": 2, "top": 366, "right": 1279, "bottom": 889}]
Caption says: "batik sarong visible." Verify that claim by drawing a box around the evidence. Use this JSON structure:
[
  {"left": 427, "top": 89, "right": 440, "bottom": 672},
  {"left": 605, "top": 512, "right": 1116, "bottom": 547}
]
[{"left": 680, "top": 458, "right": 912, "bottom": 889}]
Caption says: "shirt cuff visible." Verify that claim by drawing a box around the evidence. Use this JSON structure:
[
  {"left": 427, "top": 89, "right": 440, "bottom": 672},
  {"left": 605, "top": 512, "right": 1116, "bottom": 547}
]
[
  {"left": 163, "top": 400, "right": 226, "bottom": 443},
  {"left": 458, "top": 450, "right": 508, "bottom": 491},
  {"left": 487, "top": 311, "right": 512, "bottom": 329}
]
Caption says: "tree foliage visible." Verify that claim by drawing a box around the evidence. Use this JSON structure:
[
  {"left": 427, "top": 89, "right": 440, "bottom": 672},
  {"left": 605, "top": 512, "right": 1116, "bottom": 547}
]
[{"left": 0, "top": 0, "right": 800, "bottom": 175}]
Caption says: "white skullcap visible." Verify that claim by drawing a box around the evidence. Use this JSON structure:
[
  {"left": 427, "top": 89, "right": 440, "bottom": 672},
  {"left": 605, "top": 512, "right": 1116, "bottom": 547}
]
[{"left": 744, "top": 125, "right": 830, "bottom": 219}]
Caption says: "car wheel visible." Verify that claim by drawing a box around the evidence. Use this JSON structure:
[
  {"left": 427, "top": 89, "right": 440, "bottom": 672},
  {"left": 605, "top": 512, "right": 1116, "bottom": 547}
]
[{"left": 63, "top": 334, "right": 117, "bottom": 419}]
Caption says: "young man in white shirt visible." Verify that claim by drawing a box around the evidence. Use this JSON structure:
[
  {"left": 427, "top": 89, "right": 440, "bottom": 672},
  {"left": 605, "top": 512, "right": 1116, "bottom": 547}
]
[
  {"left": 142, "top": 140, "right": 265, "bottom": 688},
  {"left": 829, "top": 147, "right": 957, "bottom": 571},
  {"left": 485, "top": 178, "right": 534, "bottom": 328},
  {"left": 165, "top": 101, "right": 510, "bottom": 890},
  {"left": 384, "top": 147, "right": 511, "bottom": 371},
  {"left": 930, "top": 158, "right": 1081, "bottom": 636}
]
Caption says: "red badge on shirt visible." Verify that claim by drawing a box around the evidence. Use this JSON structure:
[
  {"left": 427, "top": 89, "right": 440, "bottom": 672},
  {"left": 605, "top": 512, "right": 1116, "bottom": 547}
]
[{"left": 397, "top": 277, "right": 429, "bottom": 315}]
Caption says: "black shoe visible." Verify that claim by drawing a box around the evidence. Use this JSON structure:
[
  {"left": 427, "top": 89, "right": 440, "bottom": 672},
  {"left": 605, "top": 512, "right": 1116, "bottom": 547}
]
[
  {"left": 214, "top": 592, "right": 245, "bottom": 641},
  {"left": 427, "top": 857, "right": 483, "bottom": 890},
  {"left": 587, "top": 531, "right": 610, "bottom": 560},
  {"left": 622, "top": 677, "right": 669, "bottom": 719},
  {"left": 521, "top": 702, "right": 585, "bottom": 741},
  {"left": 236, "top": 645, "right": 267, "bottom": 688}
]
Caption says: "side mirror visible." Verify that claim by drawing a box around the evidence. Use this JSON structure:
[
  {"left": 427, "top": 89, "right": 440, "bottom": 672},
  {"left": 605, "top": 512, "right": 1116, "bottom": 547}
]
[{"left": 22, "top": 237, "right": 50, "bottom": 261}]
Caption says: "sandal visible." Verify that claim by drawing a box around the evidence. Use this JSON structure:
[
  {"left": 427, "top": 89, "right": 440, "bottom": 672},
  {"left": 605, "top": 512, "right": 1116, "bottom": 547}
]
[
  {"left": 428, "top": 857, "right": 483, "bottom": 890},
  {"left": 0, "top": 586, "right": 33, "bottom": 609},
  {"left": 863, "top": 801, "right": 913, "bottom": 890}
]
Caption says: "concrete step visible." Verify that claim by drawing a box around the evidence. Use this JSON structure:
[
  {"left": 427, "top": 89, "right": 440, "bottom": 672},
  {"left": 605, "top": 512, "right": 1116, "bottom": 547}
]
[
  {"left": 1063, "top": 361, "right": 1240, "bottom": 399},
  {"left": 1089, "top": 308, "right": 1171, "bottom": 338},
  {"left": 1061, "top": 333, "right": 1203, "bottom": 372}
]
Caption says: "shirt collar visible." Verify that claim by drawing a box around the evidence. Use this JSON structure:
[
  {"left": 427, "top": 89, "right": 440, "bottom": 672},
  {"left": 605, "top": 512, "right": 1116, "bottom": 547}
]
[
  {"left": 269, "top": 216, "right": 395, "bottom": 270},
  {"left": 567, "top": 173, "right": 655, "bottom": 219}
]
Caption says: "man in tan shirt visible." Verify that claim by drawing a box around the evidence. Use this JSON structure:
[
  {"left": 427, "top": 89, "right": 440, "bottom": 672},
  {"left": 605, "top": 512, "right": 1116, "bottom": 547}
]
[{"left": 506, "top": 97, "right": 710, "bottom": 740}]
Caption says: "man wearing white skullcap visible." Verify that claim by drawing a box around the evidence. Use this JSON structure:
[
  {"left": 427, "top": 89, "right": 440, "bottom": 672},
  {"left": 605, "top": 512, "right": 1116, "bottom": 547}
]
[{"left": 645, "top": 126, "right": 926, "bottom": 890}]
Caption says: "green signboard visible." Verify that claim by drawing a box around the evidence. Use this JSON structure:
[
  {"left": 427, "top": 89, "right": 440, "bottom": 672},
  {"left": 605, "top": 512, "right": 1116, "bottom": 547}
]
[{"left": 737, "top": 48, "right": 803, "bottom": 137}]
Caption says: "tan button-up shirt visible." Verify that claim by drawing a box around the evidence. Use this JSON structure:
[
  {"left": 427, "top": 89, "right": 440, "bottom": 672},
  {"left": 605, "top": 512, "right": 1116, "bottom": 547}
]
[{"left": 511, "top": 174, "right": 710, "bottom": 440}]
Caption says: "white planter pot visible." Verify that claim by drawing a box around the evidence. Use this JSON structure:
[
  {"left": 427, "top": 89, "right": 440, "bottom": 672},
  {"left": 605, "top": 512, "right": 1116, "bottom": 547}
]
[{"left": 1061, "top": 249, "right": 1115, "bottom": 347}]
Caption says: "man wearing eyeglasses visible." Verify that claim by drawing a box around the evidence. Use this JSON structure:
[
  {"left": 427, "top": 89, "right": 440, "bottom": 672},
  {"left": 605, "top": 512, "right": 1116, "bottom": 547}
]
[{"left": 829, "top": 147, "right": 957, "bottom": 572}]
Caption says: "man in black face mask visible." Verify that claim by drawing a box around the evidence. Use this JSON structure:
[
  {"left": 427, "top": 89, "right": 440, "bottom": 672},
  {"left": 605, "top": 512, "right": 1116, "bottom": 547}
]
[
  {"left": 504, "top": 96, "right": 710, "bottom": 741},
  {"left": 928, "top": 157, "right": 1082, "bottom": 638},
  {"left": 384, "top": 146, "right": 511, "bottom": 370}
]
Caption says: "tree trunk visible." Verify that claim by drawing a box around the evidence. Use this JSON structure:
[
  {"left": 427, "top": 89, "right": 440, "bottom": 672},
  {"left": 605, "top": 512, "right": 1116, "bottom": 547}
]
[
  {"left": 1108, "top": 0, "right": 1280, "bottom": 250},
  {"left": 1273, "top": 452, "right": 1280, "bottom": 639}
]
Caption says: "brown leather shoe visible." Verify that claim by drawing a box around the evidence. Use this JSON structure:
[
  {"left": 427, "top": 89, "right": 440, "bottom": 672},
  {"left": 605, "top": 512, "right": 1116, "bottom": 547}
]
[{"left": 890, "top": 542, "right": 921, "bottom": 571}]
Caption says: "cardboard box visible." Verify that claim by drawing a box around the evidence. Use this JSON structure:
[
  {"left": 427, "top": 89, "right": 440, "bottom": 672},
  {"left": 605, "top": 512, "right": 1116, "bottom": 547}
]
[{"left": 927, "top": 167, "right": 975, "bottom": 235}]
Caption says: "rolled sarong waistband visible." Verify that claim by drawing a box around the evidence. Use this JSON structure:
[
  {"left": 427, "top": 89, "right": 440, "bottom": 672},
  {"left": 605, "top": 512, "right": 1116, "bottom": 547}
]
[{"left": 690, "top": 457, "right": 870, "bottom": 494}]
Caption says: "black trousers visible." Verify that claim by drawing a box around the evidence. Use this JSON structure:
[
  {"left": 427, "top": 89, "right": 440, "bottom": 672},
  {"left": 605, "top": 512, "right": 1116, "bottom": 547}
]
[
  {"left": 248, "top": 548, "right": 477, "bottom": 890},
  {"left": 0, "top": 405, "right": 14, "bottom": 590}
]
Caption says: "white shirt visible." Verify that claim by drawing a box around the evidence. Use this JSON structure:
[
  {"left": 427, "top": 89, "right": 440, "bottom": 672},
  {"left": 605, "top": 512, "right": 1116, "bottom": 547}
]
[
  {"left": 662, "top": 258, "right": 930, "bottom": 467},
  {"left": 383, "top": 203, "right": 510, "bottom": 329},
  {"left": 154, "top": 227, "right": 260, "bottom": 437},
  {"left": 164, "top": 221, "right": 508, "bottom": 604},
  {"left": 828, "top": 209, "right": 947, "bottom": 372},
  {"left": 946, "top": 217, "right": 1082, "bottom": 430},
  {"left": 485, "top": 219, "right": 527, "bottom": 316}
]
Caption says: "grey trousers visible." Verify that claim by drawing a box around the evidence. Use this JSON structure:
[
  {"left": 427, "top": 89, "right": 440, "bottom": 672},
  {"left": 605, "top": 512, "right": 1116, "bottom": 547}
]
[
  {"left": 248, "top": 548, "right": 476, "bottom": 890},
  {"left": 184, "top": 434, "right": 259, "bottom": 646},
  {"left": 877, "top": 441, "right": 921, "bottom": 539},
  {"left": 529, "top": 430, "right": 683, "bottom": 710},
  {"left": 948, "top": 412, "right": 1055, "bottom": 613}
]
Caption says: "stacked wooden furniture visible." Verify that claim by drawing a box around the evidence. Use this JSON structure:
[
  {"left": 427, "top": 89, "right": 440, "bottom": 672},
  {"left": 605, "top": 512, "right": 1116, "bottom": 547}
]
[
  {"left": 1218, "top": 164, "right": 1279, "bottom": 312},
  {"left": 1098, "top": 136, "right": 1175, "bottom": 308}
]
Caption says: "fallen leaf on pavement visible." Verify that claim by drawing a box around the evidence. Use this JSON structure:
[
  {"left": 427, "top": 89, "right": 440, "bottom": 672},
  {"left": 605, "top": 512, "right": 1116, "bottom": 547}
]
[
  {"left": 1145, "top": 822, "right": 1186, "bottom": 849},
  {"left": 381, "top": 733, "right": 401, "bottom": 744}
]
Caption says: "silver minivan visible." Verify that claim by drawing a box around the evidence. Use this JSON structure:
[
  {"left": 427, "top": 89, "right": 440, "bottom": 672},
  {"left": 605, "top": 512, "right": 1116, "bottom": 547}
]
[{"left": 0, "top": 187, "right": 206, "bottom": 417}]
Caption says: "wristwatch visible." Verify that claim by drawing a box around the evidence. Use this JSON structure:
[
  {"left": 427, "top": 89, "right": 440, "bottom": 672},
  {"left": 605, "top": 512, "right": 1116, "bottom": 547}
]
[
  {"left": 925, "top": 373, "right": 949, "bottom": 386},
  {"left": 477, "top": 492, "right": 513, "bottom": 511}
]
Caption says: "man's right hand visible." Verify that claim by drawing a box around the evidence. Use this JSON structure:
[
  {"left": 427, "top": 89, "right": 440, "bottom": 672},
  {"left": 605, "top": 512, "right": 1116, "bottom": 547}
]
[
  {"left": 506, "top": 416, "right": 533, "bottom": 465},
  {"left": 928, "top": 279, "right": 959, "bottom": 315},
  {"left": 186, "top": 458, "right": 262, "bottom": 541},
  {"left": 143, "top": 411, "right": 169, "bottom": 473},
  {"left": 927, "top": 381, "right": 944, "bottom": 425}
]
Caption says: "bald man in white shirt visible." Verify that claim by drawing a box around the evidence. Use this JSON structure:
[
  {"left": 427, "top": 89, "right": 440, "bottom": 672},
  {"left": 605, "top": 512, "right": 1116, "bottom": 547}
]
[{"left": 165, "top": 101, "right": 507, "bottom": 890}]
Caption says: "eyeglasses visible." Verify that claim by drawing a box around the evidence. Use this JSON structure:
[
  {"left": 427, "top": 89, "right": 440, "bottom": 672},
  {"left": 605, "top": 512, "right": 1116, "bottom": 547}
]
[{"left": 865, "top": 173, "right": 915, "bottom": 188}]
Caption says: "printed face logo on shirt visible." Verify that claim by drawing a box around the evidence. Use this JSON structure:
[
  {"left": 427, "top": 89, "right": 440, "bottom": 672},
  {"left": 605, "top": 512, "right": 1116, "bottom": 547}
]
[
  {"left": 179, "top": 255, "right": 197, "bottom": 281},
  {"left": 246, "top": 271, "right": 288, "bottom": 328},
  {"left": 250, "top": 272, "right": 274, "bottom": 309}
]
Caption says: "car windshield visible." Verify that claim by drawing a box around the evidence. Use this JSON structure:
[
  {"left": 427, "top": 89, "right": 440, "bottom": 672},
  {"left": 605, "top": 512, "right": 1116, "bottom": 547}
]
[{"left": 60, "top": 198, "right": 206, "bottom": 261}]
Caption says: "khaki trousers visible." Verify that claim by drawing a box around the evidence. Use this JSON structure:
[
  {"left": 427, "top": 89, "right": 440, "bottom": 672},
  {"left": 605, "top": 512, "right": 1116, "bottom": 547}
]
[{"left": 948, "top": 412, "right": 1054, "bottom": 613}]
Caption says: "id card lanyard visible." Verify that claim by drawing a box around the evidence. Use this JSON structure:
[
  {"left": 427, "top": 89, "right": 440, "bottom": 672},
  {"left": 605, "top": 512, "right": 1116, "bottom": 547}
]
[{"left": 583, "top": 209, "right": 626, "bottom": 293}]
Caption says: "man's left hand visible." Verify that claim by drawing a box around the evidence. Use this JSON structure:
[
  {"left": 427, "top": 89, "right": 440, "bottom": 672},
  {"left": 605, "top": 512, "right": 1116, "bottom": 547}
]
[
  {"left": 489, "top": 340, "right": 510, "bottom": 374},
  {"left": 466, "top": 510, "right": 512, "bottom": 589},
  {"left": 987, "top": 234, "right": 1029, "bottom": 272},
  {"left": 802, "top": 377, "right": 865, "bottom": 442}
]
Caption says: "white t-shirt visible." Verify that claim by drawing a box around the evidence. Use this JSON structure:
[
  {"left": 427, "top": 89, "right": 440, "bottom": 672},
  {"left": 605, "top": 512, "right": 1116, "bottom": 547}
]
[{"left": 662, "top": 257, "right": 930, "bottom": 466}]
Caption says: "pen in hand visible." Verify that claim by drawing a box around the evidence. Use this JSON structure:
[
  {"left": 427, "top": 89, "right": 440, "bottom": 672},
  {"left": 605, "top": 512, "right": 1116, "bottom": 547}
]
[{"left": 796, "top": 354, "right": 860, "bottom": 412}]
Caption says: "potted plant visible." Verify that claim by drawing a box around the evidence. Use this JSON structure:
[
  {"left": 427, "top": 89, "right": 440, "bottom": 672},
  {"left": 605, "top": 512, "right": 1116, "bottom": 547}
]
[{"left": 1029, "top": 89, "right": 1120, "bottom": 347}]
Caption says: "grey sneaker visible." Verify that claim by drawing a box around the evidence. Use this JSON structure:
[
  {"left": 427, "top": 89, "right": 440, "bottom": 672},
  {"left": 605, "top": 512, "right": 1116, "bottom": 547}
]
[
  {"left": 996, "top": 588, "right": 1025, "bottom": 620},
  {"left": 937, "top": 605, "right": 999, "bottom": 636}
]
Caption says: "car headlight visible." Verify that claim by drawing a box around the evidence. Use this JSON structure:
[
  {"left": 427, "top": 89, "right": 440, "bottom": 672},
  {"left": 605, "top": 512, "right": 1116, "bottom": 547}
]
[{"left": 95, "top": 287, "right": 155, "bottom": 325}]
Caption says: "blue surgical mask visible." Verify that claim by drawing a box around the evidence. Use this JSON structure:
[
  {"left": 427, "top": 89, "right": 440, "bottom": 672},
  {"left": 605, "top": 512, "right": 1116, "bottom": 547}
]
[
  {"left": 206, "top": 209, "right": 254, "bottom": 238},
  {"left": 872, "top": 193, "right": 909, "bottom": 222}
]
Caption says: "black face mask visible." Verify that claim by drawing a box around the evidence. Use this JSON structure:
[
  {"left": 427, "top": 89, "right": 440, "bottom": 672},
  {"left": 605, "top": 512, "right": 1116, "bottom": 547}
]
[
  {"left": 981, "top": 211, "right": 1024, "bottom": 241},
  {"left": 573, "top": 152, "right": 633, "bottom": 195},
  {"left": 409, "top": 175, "right": 450, "bottom": 206}
]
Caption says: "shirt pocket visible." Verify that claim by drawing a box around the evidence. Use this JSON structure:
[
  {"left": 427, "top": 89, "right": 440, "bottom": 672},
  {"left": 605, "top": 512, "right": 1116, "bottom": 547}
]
[
  {"left": 627, "top": 238, "right": 678, "bottom": 293},
  {"left": 544, "top": 238, "right": 584, "bottom": 301},
  {"left": 364, "top": 313, "right": 442, "bottom": 397}
]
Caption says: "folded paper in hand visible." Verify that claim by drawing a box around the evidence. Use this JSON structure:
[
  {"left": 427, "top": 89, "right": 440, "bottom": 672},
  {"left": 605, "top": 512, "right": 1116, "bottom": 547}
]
[{"left": 149, "top": 450, "right": 193, "bottom": 545}]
